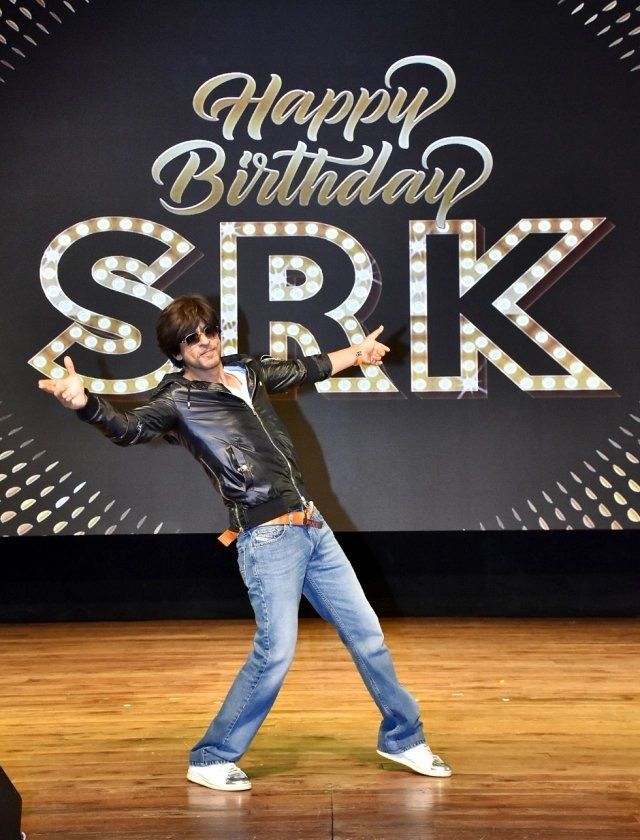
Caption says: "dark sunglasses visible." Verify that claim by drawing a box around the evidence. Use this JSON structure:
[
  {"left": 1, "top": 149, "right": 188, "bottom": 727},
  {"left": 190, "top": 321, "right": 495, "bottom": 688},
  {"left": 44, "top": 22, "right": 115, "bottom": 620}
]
[{"left": 180, "top": 324, "right": 220, "bottom": 347}]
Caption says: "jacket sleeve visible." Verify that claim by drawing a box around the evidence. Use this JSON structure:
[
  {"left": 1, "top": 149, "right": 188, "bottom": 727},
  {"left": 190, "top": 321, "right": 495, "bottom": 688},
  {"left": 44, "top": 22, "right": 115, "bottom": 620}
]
[
  {"left": 258, "top": 353, "right": 333, "bottom": 394},
  {"left": 75, "top": 389, "right": 179, "bottom": 446}
]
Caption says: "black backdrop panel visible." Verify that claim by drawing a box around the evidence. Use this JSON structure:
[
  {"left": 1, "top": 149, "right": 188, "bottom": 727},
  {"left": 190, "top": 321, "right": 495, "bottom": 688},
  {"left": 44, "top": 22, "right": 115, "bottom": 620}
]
[
  {"left": 0, "top": 0, "right": 639, "bottom": 535},
  {"left": 2, "top": 531, "right": 638, "bottom": 620}
]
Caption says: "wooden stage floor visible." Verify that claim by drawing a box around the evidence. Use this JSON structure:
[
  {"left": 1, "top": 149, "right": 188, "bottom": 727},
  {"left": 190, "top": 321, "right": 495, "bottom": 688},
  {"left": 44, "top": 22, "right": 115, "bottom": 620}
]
[{"left": 1, "top": 618, "right": 639, "bottom": 839}]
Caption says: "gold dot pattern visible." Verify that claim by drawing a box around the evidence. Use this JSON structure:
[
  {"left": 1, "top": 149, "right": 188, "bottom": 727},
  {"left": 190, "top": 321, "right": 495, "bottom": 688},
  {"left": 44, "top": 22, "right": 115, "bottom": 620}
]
[
  {"left": 0, "top": 0, "right": 87, "bottom": 85},
  {"left": 0, "top": 409, "right": 165, "bottom": 536},
  {"left": 482, "top": 406, "right": 640, "bottom": 529},
  {"left": 561, "top": 0, "right": 640, "bottom": 72}
]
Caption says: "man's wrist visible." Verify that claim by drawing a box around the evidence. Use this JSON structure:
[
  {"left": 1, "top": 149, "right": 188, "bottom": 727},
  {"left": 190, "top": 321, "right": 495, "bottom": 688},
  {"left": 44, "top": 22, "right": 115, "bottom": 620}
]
[
  {"left": 353, "top": 345, "right": 364, "bottom": 366},
  {"left": 76, "top": 390, "right": 97, "bottom": 418}
]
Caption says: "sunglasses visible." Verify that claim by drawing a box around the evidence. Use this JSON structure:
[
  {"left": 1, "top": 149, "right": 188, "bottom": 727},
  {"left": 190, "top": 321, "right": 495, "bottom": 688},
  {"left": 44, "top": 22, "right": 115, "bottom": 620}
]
[{"left": 180, "top": 324, "right": 220, "bottom": 347}]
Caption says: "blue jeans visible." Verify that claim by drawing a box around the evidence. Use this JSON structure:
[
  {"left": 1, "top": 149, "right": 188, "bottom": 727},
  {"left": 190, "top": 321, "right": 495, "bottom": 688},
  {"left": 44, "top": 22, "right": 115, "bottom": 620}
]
[{"left": 189, "top": 510, "right": 425, "bottom": 765}]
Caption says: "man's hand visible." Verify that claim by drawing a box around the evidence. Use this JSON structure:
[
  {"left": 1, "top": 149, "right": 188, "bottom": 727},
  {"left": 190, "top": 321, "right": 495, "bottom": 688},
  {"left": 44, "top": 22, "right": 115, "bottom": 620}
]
[
  {"left": 327, "top": 325, "right": 391, "bottom": 375},
  {"left": 355, "top": 325, "right": 390, "bottom": 366},
  {"left": 38, "top": 356, "right": 88, "bottom": 410}
]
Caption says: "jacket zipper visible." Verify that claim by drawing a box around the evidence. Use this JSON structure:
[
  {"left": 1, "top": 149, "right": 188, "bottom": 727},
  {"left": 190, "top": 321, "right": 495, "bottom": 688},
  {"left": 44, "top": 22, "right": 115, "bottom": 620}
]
[
  {"left": 248, "top": 404, "right": 306, "bottom": 505},
  {"left": 246, "top": 367, "right": 306, "bottom": 505}
]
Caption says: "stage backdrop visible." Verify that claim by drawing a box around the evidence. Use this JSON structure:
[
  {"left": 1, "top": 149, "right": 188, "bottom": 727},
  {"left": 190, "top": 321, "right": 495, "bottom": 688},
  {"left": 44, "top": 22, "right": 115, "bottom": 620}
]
[{"left": 1, "top": 0, "right": 639, "bottom": 535}]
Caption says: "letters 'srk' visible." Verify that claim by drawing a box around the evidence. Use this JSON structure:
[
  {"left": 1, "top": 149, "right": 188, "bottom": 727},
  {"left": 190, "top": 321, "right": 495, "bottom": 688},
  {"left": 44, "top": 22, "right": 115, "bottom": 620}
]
[{"left": 30, "top": 216, "right": 614, "bottom": 399}]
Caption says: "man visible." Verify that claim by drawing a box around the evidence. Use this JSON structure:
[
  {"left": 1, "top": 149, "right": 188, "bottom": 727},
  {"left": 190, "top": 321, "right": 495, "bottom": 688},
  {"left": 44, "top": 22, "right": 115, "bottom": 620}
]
[{"left": 38, "top": 294, "right": 451, "bottom": 791}]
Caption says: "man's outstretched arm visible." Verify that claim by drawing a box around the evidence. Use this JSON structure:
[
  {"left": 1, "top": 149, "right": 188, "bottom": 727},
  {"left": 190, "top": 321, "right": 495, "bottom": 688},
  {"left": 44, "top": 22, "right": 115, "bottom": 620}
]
[
  {"left": 38, "top": 355, "right": 177, "bottom": 446},
  {"left": 260, "top": 325, "right": 391, "bottom": 393}
]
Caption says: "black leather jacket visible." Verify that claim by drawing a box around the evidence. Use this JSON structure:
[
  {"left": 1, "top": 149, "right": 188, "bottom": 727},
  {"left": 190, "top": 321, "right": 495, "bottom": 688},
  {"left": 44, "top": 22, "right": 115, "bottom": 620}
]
[{"left": 77, "top": 353, "right": 333, "bottom": 530}]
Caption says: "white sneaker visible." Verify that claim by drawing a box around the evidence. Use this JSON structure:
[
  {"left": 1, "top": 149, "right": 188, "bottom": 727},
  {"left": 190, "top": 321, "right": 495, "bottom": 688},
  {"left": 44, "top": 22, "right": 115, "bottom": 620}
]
[
  {"left": 187, "top": 761, "right": 252, "bottom": 791},
  {"left": 377, "top": 744, "right": 452, "bottom": 777}
]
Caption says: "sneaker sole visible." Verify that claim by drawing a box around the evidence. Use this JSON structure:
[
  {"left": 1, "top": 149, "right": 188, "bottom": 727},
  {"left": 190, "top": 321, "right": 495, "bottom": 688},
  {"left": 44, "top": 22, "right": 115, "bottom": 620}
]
[
  {"left": 187, "top": 767, "right": 252, "bottom": 791},
  {"left": 376, "top": 749, "right": 452, "bottom": 778}
]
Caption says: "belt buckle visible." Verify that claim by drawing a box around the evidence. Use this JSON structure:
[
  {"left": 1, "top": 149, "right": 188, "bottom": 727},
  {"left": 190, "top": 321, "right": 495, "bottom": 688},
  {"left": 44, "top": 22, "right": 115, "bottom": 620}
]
[{"left": 303, "top": 501, "right": 315, "bottom": 527}]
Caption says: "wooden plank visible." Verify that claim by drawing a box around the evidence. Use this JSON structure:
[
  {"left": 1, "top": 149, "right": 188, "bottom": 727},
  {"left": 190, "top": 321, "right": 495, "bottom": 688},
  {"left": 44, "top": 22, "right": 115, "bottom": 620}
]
[{"left": 1, "top": 618, "right": 639, "bottom": 838}]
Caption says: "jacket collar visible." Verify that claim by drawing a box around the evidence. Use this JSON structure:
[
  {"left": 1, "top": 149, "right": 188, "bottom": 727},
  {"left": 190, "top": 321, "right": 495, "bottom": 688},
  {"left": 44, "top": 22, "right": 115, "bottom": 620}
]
[{"left": 151, "top": 355, "right": 257, "bottom": 398}]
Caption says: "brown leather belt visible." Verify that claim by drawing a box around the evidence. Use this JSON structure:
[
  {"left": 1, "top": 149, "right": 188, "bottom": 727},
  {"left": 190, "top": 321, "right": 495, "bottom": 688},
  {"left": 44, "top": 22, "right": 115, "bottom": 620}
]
[{"left": 218, "top": 503, "right": 322, "bottom": 547}]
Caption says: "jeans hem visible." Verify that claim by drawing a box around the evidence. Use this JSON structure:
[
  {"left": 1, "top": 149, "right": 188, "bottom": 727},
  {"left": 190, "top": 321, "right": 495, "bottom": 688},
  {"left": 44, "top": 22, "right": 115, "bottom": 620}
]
[
  {"left": 378, "top": 737, "right": 426, "bottom": 754},
  {"left": 189, "top": 758, "right": 229, "bottom": 766}
]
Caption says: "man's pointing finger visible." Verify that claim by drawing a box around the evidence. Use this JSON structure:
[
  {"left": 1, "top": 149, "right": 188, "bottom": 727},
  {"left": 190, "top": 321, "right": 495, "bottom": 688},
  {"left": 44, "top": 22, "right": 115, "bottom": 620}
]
[{"left": 38, "top": 379, "right": 57, "bottom": 393}]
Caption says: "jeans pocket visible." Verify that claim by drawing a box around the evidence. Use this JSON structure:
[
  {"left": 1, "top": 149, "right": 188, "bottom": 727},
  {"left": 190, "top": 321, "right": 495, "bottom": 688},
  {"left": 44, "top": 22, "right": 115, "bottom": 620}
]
[
  {"left": 237, "top": 545, "right": 247, "bottom": 583},
  {"left": 252, "top": 524, "right": 286, "bottom": 545}
]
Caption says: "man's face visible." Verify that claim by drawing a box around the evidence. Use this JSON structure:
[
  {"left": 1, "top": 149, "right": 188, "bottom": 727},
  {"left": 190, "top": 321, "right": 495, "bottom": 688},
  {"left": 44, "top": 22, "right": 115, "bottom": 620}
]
[{"left": 175, "top": 321, "right": 222, "bottom": 380}]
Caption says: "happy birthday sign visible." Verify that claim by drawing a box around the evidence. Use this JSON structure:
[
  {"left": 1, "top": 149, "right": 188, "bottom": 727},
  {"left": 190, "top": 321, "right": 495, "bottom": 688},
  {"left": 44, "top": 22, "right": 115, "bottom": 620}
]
[{"left": 152, "top": 56, "right": 493, "bottom": 229}]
